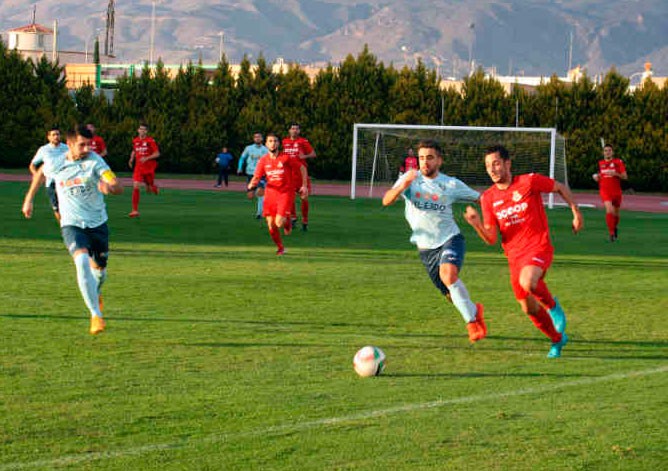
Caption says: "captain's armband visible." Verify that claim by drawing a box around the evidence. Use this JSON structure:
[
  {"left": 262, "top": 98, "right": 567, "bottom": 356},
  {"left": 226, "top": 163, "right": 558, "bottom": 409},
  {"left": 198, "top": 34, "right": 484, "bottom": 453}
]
[{"left": 101, "top": 170, "right": 117, "bottom": 183}]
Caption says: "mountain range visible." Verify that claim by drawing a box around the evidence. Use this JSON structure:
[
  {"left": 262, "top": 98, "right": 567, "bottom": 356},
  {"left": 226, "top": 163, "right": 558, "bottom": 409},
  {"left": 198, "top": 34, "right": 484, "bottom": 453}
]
[{"left": 2, "top": 0, "right": 666, "bottom": 80}]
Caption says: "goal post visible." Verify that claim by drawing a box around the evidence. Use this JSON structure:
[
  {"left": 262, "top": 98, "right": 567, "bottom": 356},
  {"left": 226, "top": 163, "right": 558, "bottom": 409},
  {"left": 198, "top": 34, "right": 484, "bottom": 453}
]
[{"left": 351, "top": 123, "right": 568, "bottom": 208}]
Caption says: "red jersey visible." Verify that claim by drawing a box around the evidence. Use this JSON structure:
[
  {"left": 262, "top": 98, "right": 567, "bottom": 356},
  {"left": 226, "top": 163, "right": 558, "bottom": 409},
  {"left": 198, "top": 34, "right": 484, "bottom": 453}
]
[
  {"left": 90, "top": 136, "right": 107, "bottom": 156},
  {"left": 253, "top": 152, "right": 295, "bottom": 192},
  {"left": 597, "top": 158, "right": 626, "bottom": 196},
  {"left": 132, "top": 136, "right": 160, "bottom": 172},
  {"left": 402, "top": 156, "right": 418, "bottom": 172},
  {"left": 481, "top": 173, "right": 555, "bottom": 259},
  {"left": 282, "top": 137, "right": 314, "bottom": 186}
]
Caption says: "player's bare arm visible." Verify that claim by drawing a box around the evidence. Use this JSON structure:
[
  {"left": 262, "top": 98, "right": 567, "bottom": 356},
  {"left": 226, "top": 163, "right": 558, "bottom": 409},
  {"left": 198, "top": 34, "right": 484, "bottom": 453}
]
[
  {"left": 98, "top": 170, "right": 124, "bottom": 195},
  {"left": 382, "top": 169, "right": 418, "bottom": 206},
  {"left": 552, "top": 181, "right": 584, "bottom": 233},
  {"left": 22, "top": 167, "right": 46, "bottom": 218},
  {"left": 140, "top": 150, "right": 160, "bottom": 164},
  {"left": 299, "top": 165, "right": 309, "bottom": 197},
  {"left": 464, "top": 206, "right": 498, "bottom": 245},
  {"left": 128, "top": 150, "right": 135, "bottom": 168},
  {"left": 300, "top": 149, "right": 316, "bottom": 160}
]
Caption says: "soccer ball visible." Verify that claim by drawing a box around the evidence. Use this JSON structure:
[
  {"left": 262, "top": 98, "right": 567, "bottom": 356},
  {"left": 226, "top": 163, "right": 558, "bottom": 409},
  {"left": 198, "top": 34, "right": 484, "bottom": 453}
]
[{"left": 353, "top": 346, "right": 386, "bottom": 377}]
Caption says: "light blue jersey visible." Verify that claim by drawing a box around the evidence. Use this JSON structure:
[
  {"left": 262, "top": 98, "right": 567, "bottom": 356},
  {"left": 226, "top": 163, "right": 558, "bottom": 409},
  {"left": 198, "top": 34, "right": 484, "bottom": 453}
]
[
  {"left": 238, "top": 144, "right": 268, "bottom": 175},
  {"left": 31, "top": 143, "right": 68, "bottom": 186},
  {"left": 396, "top": 172, "right": 480, "bottom": 249},
  {"left": 43, "top": 152, "right": 112, "bottom": 229}
]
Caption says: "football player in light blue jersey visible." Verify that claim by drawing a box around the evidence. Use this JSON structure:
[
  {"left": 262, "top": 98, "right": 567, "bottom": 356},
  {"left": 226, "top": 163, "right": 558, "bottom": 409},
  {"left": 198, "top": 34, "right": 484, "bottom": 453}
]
[
  {"left": 238, "top": 132, "right": 269, "bottom": 218},
  {"left": 28, "top": 127, "right": 68, "bottom": 221},
  {"left": 383, "top": 139, "right": 487, "bottom": 343},
  {"left": 23, "top": 126, "right": 123, "bottom": 335}
]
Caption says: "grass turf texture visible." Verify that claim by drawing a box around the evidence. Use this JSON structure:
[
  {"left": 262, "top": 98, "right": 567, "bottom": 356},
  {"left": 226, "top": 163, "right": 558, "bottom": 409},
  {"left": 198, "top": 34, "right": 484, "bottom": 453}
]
[{"left": 1, "top": 181, "right": 666, "bottom": 470}]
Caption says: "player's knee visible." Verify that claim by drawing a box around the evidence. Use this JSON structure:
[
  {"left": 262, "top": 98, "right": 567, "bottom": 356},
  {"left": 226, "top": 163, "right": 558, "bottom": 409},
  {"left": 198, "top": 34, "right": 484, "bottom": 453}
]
[{"left": 519, "top": 276, "right": 536, "bottom": 294}]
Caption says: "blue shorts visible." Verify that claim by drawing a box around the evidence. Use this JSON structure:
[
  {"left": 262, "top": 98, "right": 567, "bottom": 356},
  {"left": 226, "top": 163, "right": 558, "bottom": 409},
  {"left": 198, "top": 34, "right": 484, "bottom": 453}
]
[
  {"left": 418, "top": 233, "right": 466, "bottom": 297},
  {"left": 46, "top": 182, "right": 59, "bottom": 213},
  {"left": 61, "top": 223, "right": 110, "bottom": 268}
]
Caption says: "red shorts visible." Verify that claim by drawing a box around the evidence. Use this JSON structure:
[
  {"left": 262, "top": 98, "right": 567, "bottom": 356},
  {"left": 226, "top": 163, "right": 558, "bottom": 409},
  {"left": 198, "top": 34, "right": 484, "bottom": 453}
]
[
  {"left": 263, "top": 188, "right": 294, "bottom": 218},
  {"left": 600, "top": 192, "right": 622, "bottom": 208},
  {"left": 508, "top": 250, "right": 554, "bottom": 300},
  {"left": 133, "top": 167, "right": 156, "bottom": 184}
]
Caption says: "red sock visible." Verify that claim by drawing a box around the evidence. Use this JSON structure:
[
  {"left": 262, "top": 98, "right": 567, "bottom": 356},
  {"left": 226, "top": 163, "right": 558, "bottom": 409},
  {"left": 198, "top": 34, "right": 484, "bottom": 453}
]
[
  {"left": 527, "top": 307, "right": 562, "bottom": 343},
  {"left": 301, "top": 199, "right": 309, "bottom": 224},
  {"left": 292, "top": 201, "right": 297, "bottom": 220},
  {"left": 132, "top": 188, "right": 140, "bottom": 211},
  {"left": 268, "top": 225, "right": 283, "bottom": 250},
  {"left": 284, "top": 217, "right": 292, "bottom": 234},
  {"left": 605, "top": 213, "right": 615, "bottom": 235},
  {"left": 531, "top": 279, "right": 555, "bottom": 310}
]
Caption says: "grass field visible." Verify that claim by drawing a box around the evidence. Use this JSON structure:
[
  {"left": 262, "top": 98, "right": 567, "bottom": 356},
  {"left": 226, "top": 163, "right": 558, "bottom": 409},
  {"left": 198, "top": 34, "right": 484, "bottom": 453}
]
[{"left": 1, "top": 181, "right": 667, "bottom": 470}]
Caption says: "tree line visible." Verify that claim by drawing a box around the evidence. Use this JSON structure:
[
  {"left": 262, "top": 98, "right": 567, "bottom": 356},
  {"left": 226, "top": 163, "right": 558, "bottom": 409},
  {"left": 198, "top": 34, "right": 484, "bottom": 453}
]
[{"left": 1, "top": 41, "right": 666, "bottom": 191}]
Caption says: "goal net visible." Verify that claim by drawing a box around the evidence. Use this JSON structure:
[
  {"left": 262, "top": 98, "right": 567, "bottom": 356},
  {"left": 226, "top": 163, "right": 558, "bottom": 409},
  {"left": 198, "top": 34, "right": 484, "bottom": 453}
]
[{"left": 351, "top": 124, "right": 568, "bottom": 207}]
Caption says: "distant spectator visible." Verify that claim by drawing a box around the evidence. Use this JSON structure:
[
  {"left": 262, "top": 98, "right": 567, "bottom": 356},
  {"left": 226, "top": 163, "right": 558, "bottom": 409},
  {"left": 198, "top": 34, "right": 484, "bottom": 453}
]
[
  {"left": 400, "top": 147, "right": 418, "bottom": 175},
  {"left": 214, "top": 146, "right": 234, "bottom": 188}
]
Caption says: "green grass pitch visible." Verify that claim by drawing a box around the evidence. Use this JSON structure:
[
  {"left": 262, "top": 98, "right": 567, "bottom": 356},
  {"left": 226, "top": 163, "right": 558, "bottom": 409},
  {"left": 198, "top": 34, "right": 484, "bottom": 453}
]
[{"left": 1, "top": 181, "right": 666, "bottom": 470}]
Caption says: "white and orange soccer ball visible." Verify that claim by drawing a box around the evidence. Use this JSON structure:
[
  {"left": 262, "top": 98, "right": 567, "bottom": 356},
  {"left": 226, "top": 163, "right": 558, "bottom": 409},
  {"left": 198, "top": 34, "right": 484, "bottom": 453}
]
[{"left": 353, "top": 346, "right": 386, "bottom": 377}]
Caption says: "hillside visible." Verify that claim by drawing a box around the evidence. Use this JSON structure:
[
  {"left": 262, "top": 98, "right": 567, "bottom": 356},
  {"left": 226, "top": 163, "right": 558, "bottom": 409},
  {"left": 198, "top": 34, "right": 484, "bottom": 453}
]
[{"left": 1, "top": 0, "right": 666, "bottom": 77}]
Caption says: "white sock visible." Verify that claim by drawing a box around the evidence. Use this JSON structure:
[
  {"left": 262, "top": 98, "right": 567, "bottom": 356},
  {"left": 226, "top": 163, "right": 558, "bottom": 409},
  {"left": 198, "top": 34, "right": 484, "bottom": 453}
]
[
  {"left": 74, "top": 253, "right": 103, "bottom": 318},
  {"left": 93, "top": 268, "right": 107, "bottom": 294},
  {"left": 257, "top": 196, "right": 264, "bottom": 215},
  {"left": 447, "top": 279, "right": 477, "bottom": 323}
]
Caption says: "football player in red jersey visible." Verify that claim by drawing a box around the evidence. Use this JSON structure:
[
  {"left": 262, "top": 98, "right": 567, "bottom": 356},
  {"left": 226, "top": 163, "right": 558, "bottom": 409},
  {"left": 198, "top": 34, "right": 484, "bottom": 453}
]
[
  {"left": 249, "top": 133, "right": 308, "bottom": 255},
  {"left": 86, "top": 123, "right": 107, "bottom": 158},
  {"left": 128, "top": 123, "right": 160, "bottom": 218},
  {"left": 282, "top": 123, "right": 316, "bottom": 231},
  {"left": 464, "top": 145, "right": 583, "bottom": 358},
  {"left": 593, "top": 144, "right": 627, "bottom": 241}
]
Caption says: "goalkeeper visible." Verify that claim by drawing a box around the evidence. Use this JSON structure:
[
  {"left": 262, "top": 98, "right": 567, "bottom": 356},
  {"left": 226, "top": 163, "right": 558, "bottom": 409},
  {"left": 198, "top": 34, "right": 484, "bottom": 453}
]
[{"left": 383, "top": 139, "right": 486, "bottom": 343}]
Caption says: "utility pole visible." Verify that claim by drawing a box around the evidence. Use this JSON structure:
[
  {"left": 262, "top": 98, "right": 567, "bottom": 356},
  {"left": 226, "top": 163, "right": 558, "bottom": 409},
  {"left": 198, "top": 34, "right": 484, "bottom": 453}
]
[
  {"left": 105, "top": 0, "right": 115, "bottom": 56},
  {"left": 218, "top": 31, "right": 225, "bottom": 62}
]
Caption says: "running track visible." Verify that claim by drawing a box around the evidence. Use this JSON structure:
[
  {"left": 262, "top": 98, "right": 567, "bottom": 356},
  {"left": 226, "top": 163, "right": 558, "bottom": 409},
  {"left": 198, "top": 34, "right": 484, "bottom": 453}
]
[{"left": 3, "top": 173, "right": 667, "bottom": 213}]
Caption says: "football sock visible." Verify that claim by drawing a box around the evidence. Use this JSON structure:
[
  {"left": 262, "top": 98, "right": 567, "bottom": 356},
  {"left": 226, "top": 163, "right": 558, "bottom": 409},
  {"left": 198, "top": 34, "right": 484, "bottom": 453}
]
[
  {"left": 301, "top": 199, "right": 309, "bottom": 224},
  {"left": 446, "top": 279, "right": 477, "bottom": 323},
  {"left": 74, "top": 253, "right": 103, "bottom": 318},
  {"left": 92, "top": 268, "right": 107, "bottom": 294},
  {"left": 257, "top": 196, "right": 264, "bottom": 216},
  {"left": 614, "top": 215, "right": 620, "bottom": 231},
  {"left": 606, "top": 213, "right": 615, "bottom": 235},
  {"left": 268, "top": 224, "right": 283, "bottom": 250},
  {"left": 527, "top": 307, "right": 561, "bottom": 343},
  {"left": 531, "top": 279, "right": 555, "bottom": 310},
  {"left": 132, "top": 188, "right": 140, "bottom": 211}
]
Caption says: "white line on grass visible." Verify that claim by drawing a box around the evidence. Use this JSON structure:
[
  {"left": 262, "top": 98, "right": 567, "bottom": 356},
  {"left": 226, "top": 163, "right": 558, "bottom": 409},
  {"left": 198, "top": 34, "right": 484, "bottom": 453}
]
[{"left": 2, "top": 365, "right": 667, "bottom": 470}]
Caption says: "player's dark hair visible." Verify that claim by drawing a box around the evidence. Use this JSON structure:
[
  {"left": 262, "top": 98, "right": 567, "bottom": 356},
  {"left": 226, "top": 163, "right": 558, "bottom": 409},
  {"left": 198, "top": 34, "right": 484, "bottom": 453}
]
[
  {"left": 48, "top": 126, "right": 60, "bottom": 133},
  {"left": 604, "top": 144, "right": 614, "bottom": 150},
  {"left": 485, "top": 144, "right": 510, "bottom": 161},
  {"left": 289, "top": 122, "right": 300, "bottom": 128},
  {"left": 253, "top": 131, "right": 263, "bottom": 137},
  {"left": 417, "top": 139, "right": 442, "bottom": 157},
  {"left": 139, "top": 122, "right": 149, "bottom": 129},
  {"left": 66, "top": 125, "right": 93, "bottom": 142},
  {"left": 266, "top": 132, "right": 280, "bottom": 141}
]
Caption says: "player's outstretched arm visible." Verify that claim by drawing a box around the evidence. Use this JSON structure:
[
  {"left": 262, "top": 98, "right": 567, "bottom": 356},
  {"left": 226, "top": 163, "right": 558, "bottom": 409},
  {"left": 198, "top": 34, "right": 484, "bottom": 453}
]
[
  {"left": 128, "top": 151, "right": 135, "bottom": 169},
  {"left": 464, "top": 206, "right": 498, "bottom": 245},
  {"left": 382, "top": 169, "right": 417, "bottom": 206},
  {"left": 553, "top": 181, "right": 584, "bottom": 233},
  {"left": 22, "top": 168, "right": 45, "bottom": 219}
]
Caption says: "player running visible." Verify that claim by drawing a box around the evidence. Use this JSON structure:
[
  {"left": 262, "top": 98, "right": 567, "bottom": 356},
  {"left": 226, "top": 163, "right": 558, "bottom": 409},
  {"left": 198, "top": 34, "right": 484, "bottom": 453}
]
[
  {"left": 238, "top": 132, "right": 269, "bottom": 219},
  {"left": 22, "top": 125, "right": 123, "bottom": 335},
  {"left": 128, "top": 123, "right": 160, "bottom": 218},
  {"left": 464, "top": 145, "right": 583, "bottom": 358},
  {"left": 28, "top": 127, "right": 68, "bottom": 222},
  {"left": 282, "top": 123, "right": 316, "bottom": 231},
  {"left": 248, "top": 133, "right": 307, "bottom": 255},
  {"left": 593, "top": 144, "right": 627, "bottom": 242},
  {"left": 382, "top": 139, "right": 487, "bottom": 343}
]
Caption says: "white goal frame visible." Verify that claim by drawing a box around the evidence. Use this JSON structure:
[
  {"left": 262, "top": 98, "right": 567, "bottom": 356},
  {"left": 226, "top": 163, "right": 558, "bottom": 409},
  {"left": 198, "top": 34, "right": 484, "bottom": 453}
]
[{"left": 351, "top": 123, "right": 564, "bottom": 208}]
